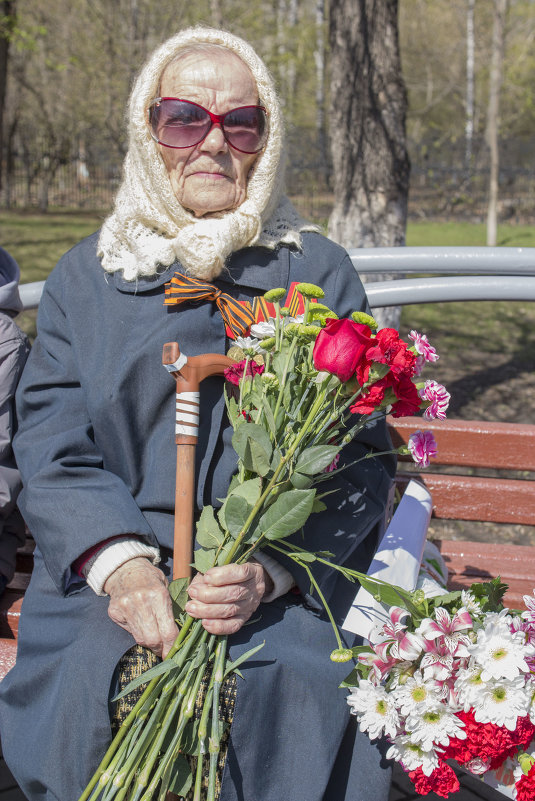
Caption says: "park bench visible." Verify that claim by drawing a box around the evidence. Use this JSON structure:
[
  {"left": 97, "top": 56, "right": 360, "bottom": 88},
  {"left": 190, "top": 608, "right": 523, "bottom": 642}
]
[{"left": 1, "top": 246, "right": 534, "bottom": 681}]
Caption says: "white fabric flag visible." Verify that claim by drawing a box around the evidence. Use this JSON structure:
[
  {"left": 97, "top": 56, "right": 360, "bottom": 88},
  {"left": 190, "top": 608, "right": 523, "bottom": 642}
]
[{"left": 342, "top": 479, "right": 432, "bottom": 642}]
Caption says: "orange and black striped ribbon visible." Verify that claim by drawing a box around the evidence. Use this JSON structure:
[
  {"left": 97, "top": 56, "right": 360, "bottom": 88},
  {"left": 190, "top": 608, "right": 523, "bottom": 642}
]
[{"left": 164, "top": 273, "right": 255, "bottom": 338}]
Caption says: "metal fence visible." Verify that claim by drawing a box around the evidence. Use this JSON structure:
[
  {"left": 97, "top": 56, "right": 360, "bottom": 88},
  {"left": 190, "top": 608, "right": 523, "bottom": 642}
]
[{"left": 19, "top": 246, "right": 535, "bottom": 311}]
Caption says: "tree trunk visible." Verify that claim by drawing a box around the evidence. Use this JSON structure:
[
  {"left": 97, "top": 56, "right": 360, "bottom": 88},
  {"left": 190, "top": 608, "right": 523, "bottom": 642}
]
[
  {"left": 465, "top": 0, "right": 475, "bottom": 179},
  {"left": 314, "top": 0, "right": 328, "bottom": 185},
  {"left": 0, "top": 1, "right": 16, "bottom": 194},
  {"left": 328, "top": 0, "right": 410, "bottom": 329},
  {"left": 486, "top": 0, "right": 508, "bottom": 247}
]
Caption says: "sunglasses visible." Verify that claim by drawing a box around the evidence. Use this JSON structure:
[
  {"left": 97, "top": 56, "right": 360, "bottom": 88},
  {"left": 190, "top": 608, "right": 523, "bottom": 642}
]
[{"left": 148, "top": 98, "right": 269, "bottom": 154}]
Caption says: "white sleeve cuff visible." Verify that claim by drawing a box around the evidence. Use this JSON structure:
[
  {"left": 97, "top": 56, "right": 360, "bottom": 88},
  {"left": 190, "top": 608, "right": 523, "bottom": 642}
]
[
  {"left": 84, "top": 538, "right": 160, "bottom": 596},
  {"left": 253, "top": 551, "right": 295, "bottom": 602}
]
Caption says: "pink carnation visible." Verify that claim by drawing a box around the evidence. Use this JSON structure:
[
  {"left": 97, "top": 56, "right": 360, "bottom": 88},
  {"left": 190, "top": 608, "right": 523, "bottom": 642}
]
[
  {"left": 224, "top": 360, "right": 265, "bottom": 386},
  {"left": 419, "top": 380, "right": 451, "bottom": 420},
  {"left": 408, "top": 430, "right": 437, "bottom": 467},
  {"left": 409, "top": 330, "right": 439, "bottom": 362}
]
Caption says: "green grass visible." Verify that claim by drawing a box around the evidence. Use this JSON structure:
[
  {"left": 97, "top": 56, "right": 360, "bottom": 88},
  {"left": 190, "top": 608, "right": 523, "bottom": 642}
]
[
  {"left": 0, "top": 210, "right": 105, "bottom": 283},
  {"left": 406, "top": 221, "right": 535, "bottom": 247}
]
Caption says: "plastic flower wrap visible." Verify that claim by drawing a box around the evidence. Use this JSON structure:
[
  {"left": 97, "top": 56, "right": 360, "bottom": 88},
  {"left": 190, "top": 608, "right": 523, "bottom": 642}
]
[
  {"left": 344, "top": 578, "right": 535, "bottom": 799},
  {"left": 80, "top": 282, "right": 448, "bottom": 801}
]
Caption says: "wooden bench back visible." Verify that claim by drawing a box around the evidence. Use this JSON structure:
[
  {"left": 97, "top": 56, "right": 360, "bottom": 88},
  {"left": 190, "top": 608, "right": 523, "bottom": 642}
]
[
  {"left": 388, "top": 417, "right": 535, "bottom": 609},
  {"left": 388, "top": 417, "right": 535, "bottom": 525}
]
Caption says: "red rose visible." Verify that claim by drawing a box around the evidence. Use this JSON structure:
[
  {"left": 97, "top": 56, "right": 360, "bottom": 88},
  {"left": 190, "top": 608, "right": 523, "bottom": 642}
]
[
  {"left": 409, "top": 763, "right": 460, "bottom": 798},
  {"left": 366, "top": 328, "right": 417, "bottom": 378},
  {"left": 224, "top": 359, "right": 265, "bottom": 386},
  {"left": 313, "top": 318, "right": 373, "bottom": 383}
]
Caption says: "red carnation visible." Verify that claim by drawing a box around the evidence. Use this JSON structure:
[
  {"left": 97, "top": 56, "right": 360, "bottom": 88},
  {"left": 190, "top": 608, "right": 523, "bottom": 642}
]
[
  {"left": 390, "top": 374, "right": 422, "bottom": 417},
  {"left": 224, "top": 360, "right": 265, "bottom": 386},
  {"left": 516, "top": 763, "right": 535, "bottom": 801},
  {"left": 447, "top": 710, "right": 535, "bottom": 770},
  {"left": 365, "top": 328, "right": 417, "bottom": 379},
  {"left": 409, "top": 762, "right": 460, "bottom": 798},
  {"left": 313, "top": 318, "right": 373, "bottom": 383}
]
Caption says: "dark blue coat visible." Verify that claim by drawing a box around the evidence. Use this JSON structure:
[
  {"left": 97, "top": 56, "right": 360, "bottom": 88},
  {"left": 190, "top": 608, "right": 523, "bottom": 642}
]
[{"left": 0, "top": 232, "right": 395, "bottom": 801}]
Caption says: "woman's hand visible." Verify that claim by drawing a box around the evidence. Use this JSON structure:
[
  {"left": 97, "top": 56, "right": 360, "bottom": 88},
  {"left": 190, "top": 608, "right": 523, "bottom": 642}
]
[
  {"left": 184, "top": 562, "right": 273, "bottom": 635},
  {"left": 104, "top": 557, "right": 179, "bottom": 659}
]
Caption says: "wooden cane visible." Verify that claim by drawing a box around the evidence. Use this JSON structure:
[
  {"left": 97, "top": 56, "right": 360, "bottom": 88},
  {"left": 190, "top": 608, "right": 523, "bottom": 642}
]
[{"left": 163, "top": 342, "right": 235, "bottom": 580}]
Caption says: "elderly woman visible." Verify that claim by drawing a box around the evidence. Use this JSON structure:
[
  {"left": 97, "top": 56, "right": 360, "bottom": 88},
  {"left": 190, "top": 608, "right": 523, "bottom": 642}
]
[{"left": 0, "top": 27, "right": 395, "bottom": 801}]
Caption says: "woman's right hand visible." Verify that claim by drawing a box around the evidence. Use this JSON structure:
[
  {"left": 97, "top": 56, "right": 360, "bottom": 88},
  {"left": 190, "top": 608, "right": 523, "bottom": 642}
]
[{"left": 104, "top": 557, "right": 179, "bottom": 658}]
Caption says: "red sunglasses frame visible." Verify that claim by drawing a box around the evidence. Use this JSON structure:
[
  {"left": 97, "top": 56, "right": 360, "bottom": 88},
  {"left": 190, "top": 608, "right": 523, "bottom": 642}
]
[{"left": 148, "top": 97, "right": 269, "bottom": 154}]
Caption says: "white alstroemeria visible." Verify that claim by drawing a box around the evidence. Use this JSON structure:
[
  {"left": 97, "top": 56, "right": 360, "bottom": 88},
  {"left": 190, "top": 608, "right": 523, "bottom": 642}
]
[
  {"left": 417, "top": 607, "right": 473, "bottom": 657},
  {"left": 468, "top": 614, "right": 534, "bottom": 681},
  {"left": 386, "top": 734, "right": 440, "bottom": 776},
  {"left": 346, "top": 680, "right": 401, "bottom": 740},
  {"left": 234, "top": 335, "right": 264, "bottom": 353},
  {"left": 460, "top": 590, "right": 484, "bottom": 618},
  {"left": 474, "top": 674, "right": 531, "bottom": 730},
  {"left": 393, "top": 670, "right": 443, "bottom": 716},
  {"left": 406, "top": 703, "right": 466, "bottom": 751}
]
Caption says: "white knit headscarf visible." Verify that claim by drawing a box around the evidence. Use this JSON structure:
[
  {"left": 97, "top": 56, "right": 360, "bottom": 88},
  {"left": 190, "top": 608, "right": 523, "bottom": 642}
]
[{"left": 97, "top": 27, "right": 316, "bottom": 281}]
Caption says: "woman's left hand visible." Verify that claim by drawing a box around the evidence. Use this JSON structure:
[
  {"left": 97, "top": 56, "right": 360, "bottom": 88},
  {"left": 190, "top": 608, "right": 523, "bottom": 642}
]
[{"left": 185, "top": 562, "right": 273, "bottom": 635}]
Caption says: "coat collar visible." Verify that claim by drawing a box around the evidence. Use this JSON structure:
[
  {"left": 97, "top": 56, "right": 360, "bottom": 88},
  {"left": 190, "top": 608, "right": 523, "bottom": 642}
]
[{"left": 111, "top": 245, "right": 292, "bottom": 295}]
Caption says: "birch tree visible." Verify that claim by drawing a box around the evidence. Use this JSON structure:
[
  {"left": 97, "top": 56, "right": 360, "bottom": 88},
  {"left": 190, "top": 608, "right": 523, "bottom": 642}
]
[{"left": 486, "top": 0, "right": 508, "bottom": 246}]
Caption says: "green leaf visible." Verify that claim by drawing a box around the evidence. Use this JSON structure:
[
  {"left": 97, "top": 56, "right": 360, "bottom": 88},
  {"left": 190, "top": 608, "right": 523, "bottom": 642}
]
[
  {"left": 224, "top": 493, "right": 252, "bottom": 537},
  {"left": 194, "top": 547, "right": 217, "bottom": 574},
  {"left": 261, "top": 395, "right": 277, "bottom": 437},
  {"left": 169, "top": 577, "right": 190, "bottom": 618},
  {"left": 340, "top": 664, "right": 369, "bottom": 688},
  {"left": 232, "top": 422, "right": 272, "bottom": 461},
  {"left": 358, "top": 576, "right": 417, "bottom": 612},
  {"left": 223, "top": 641, "right": 265, "bottom": 678},
  {"left": 312, "top": 498, "right": 327, "bottom": 513},
  {"left": 225, "top": 395, "right": 240, "bottom": 428},
  {"left": 290, "top": 551, "right": 316, "bottom": 563},
  {"left": 295, "top": 445, "right": 341, "bottom": 475},
  {"left": 229, "top": 477, "right": 262, "bottom": 505},
  {"left": 167, "top": 754, "right": 193, "bottom": 797},
  {"left": 244, "top": 437, "right": 271, "bottom": 477},
  {"left": 190, "top": 642, "right": 209, "bottom": 671},
  {"left": 270, "top": 447, "right": 283, "bottom": 471},
  {"left": 259, "top": 489, "right": 316, "bottom": 540},
  {"left": 290, "top": 471, "right": 314, "bottom": 489},
  {"left": 179, "top": 718, "right": 200, "bottom": 756},
  {"left": 196, "top": 505, "right": 225, "bottom": 549}
]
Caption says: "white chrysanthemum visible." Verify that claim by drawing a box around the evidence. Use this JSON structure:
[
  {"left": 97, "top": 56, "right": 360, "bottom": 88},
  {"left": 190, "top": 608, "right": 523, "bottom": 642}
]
[
  {"left": 406, "top": 703, "right": 466, "bottom": 751},
  {"left": 468, "top": 615, "right": 532, "bottom": 681},
  {"left": 386, "top": 734, "right": 440, "bottom": 776},
  {"left": 234, "top": 335, "right": 264, "bottom": 353},
  {"left": 393, "top": 670, "right": 443, "bottom": 716},
  {"left": 346, "top": 681, "right": 400, "bottom": 740},
  {"left": 474, "top": 675, "right": 531, "bottom": 730},
  {"left": 250, "top": 314, "right": 303, "bottom": 340},
  {"left": 455, "top": 665, "right": 487, "bottom": 711}
]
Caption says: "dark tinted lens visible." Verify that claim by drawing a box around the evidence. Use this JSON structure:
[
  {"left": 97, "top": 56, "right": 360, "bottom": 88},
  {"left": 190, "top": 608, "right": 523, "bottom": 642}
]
[
  {"left": 222, "top": 107, "right": 268, "bottom": 153},
  {"left": 150, "top": 100, "right": 211, "bottom": 148}
]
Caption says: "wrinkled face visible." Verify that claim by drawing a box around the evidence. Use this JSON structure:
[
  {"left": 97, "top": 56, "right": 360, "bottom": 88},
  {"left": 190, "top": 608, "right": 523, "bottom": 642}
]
[{"left": 156, "top": 51, "right": 260, "bottom": 217}]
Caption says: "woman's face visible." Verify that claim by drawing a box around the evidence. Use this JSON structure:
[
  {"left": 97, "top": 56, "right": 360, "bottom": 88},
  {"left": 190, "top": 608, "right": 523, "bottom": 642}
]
[{"left": 157, "top": 51, "right": 260, "bottom": 217}]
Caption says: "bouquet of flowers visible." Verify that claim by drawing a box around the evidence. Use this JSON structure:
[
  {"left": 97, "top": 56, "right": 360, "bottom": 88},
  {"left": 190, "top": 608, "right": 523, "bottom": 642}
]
[
  {"left": 79, "top": 282, "right": 448, "bottom": 801},
  {"left": 344, "top": 578, "right": 535, "bottom": 799}
]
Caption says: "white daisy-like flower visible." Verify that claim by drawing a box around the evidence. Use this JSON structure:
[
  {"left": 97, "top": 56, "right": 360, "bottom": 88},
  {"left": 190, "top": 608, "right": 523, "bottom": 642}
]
[
  {"left": 455, "top": 665, "right": 487, "bottom": 710},
  {"left": 234, "top": 335, "right": 263, "bottom": 353},
  {"left": 393, "top": 670, "right": 443, "bottom": 716},
  {"left": 386, "top": 733, "right": 440, "bottom": 776},
  {"left": 406, "top": 703, "right": 466, "bottom": 751},
  {"left": 250, "top": 314, "right": 303, "bottom": 340},
  {"left": 474, "top": 674, "right": 531, "bottom": 730},
  {"left": 468, "top": 614, "right": 533, "bottom": 681},
  {"left": 346, "top": 680, "right": 400, "bottom": 740},
  {"left": 461, "top": 590, "right": 484, "bottom": 617}
]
